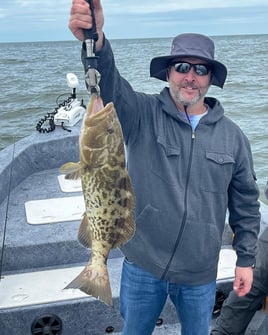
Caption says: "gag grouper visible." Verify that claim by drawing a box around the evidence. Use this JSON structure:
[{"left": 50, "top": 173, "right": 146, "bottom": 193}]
[{"left": 60, "top": 0, "right": 135, "bottom": 306}]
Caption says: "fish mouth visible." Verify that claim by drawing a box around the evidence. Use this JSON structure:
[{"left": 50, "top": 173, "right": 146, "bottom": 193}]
[
  {"left": 89, "top": 94, "right": 105, "bottom": 116},
  {"left": 88, "top": 94, "right": 114, "bottom": 121}
]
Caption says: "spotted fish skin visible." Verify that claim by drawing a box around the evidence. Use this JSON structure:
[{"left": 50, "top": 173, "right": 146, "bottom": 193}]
[{"left": 60, "top": 94, "right": 135, "bottom": 305}]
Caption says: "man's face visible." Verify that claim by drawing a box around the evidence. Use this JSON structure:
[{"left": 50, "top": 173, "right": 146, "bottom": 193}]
[{"left": 168, "top": 57, "right": 212, "bottom": 108}]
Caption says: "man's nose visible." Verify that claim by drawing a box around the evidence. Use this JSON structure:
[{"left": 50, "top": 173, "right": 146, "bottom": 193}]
[{"left": 184, "top": 68, "right": 196, "bottom": 80}]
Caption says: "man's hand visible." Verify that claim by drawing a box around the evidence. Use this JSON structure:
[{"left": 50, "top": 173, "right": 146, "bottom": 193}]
[
  {"left": 233, "top": 266, "right": 253, "bottom": 297},
  {"left": 69, "top": 0, "right": 104, "bottom": 50}
]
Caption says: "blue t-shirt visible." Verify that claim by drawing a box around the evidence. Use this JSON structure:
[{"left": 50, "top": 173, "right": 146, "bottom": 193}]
[{"left": 181, "top": 110, "right": 208, "bottom": 130}]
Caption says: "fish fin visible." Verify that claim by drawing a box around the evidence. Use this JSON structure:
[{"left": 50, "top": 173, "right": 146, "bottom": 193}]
[
  {"left": 64, "top": 263, "right": 112, "bottom": 306},
  {"left": 78, "top": 213, "right": 92, "bottom": 248},
  {"left": 59, "top": 162, "right": 81, "bottom": 180},
  {"left": 113, "top": 215, "right": 135, "bottom": 248}
]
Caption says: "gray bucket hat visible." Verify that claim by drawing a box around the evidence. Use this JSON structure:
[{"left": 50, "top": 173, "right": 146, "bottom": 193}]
[{"left": 150, "top": 33, "right": 227, "bottom": 88}]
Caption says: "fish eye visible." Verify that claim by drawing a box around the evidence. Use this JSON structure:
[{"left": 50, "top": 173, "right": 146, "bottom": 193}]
[{"left": 107, "top": 126, "right": 114, "bottom": 134}]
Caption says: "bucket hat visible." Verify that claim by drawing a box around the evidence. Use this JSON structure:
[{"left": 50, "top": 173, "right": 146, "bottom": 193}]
[{"left": 150, "top": 33, "right": 227, "bottom": 88}]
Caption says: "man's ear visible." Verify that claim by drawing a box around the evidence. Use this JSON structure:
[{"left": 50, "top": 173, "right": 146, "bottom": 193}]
[{"left": 166, "top": 68, "right": 170, "bottom": 81}]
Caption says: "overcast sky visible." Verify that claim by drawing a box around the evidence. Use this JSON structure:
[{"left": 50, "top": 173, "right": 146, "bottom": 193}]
[{"left": 1, "top": 0, "right": 268, "bottom": 43}]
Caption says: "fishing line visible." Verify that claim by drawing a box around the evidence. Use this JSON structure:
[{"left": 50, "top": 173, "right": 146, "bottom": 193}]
[{"left": 0, "top": 139, "right": 16, "bottom": 281}]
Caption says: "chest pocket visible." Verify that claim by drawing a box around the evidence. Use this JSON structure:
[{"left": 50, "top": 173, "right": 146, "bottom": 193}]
[
  {"left": 200, "top": 151, "right": 235, "bottom": 193},
  {"left": 151, "top": 136, "right": 181, "bottom": 186}
]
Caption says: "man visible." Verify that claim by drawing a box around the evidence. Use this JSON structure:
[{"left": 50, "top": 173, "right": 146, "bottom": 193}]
[
  {"left": 69, "top": 1, "right": 260, "bottom": 334},
  {"left": 211, "top": 194, "right": 268, "bottom": 334}
]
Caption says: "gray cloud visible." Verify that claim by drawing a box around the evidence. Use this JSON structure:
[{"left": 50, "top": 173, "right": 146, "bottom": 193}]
[{"left": 0, "top": 0, "right": 267, "bottom": 42}]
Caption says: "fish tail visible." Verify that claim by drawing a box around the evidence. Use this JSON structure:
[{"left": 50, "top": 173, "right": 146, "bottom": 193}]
[{"left": 65, "top": 263, "right": 112, "bottom": 306}]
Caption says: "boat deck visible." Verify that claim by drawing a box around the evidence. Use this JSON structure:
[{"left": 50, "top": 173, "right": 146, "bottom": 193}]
[{"left": 0, "top": 125, "right": 268, "bottom": 334}]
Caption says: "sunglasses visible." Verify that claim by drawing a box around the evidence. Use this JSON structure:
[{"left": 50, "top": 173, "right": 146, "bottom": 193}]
[{"left": 172, "top": 62, "right": 211, "bottom": 76}]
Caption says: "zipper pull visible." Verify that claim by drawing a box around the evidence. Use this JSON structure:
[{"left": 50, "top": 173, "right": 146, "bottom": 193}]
[{"left": 192, "top": 131, "right": 195, "bottom": 139}]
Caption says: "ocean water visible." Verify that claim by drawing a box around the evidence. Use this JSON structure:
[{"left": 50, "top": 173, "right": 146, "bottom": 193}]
[{"left": 0, "top": 35, "right": 267, "bottom": 203}]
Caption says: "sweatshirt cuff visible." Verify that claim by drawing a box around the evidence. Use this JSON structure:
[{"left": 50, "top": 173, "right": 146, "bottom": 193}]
[{"left": 236, "top": 255, "right": 256, "bottom": 268}]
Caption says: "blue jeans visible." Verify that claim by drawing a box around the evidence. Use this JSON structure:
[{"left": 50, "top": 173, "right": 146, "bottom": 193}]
[{"left": 120, "top": 259, "right": 216, "bottom": 335}]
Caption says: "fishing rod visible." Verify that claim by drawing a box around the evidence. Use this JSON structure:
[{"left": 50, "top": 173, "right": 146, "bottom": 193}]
[{"left": 84, "top": 0, "right": 101, "bottom": 96}]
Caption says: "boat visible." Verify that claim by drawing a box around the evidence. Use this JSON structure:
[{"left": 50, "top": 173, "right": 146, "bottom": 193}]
[{"left": 1, "top": 78, "right": 268, "bottom": 335}]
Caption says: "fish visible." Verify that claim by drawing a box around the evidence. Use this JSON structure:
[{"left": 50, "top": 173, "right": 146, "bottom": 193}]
[{"left": 60, "top": 93, "right": 135, "bottom": 305}]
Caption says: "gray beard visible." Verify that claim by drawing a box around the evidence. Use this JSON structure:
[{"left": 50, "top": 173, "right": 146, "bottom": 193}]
[
  {"left": 172, "top": 89, "right": 202, "bottom": 107},
  {"left": 169, "top": 78, "right": 210, "bottom": 108}
]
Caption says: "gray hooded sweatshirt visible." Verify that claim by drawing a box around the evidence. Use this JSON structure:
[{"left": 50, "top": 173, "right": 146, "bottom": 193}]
[{"left": 82, "top": 38, "right": 260, "bottom": 285}]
